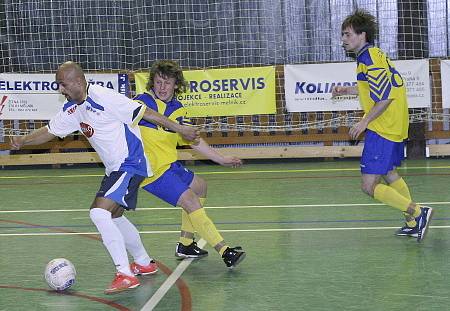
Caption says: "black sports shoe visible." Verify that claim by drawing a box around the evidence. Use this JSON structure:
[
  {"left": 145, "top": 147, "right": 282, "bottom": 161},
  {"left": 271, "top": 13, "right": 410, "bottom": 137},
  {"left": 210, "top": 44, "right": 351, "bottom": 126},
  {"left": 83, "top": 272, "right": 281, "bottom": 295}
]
[
  {"left": 417, "top": 206, "right": 433, "bottom": 242},
  {"left": 395, "top": 223, "right": 419, "bottom": 238},
  {"left": 175, "top": 241, "right": 208, "bottom": 259},
  {"left": 222, "top": 246, "right": 246, "bottom": 269}
]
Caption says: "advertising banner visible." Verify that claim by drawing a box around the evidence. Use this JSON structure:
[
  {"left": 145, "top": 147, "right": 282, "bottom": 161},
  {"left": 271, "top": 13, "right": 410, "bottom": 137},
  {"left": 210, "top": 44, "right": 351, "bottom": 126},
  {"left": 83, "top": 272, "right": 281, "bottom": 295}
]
[
  {"left": 135, "top": 66, "right": 276, "bottom": 117},
  {"left": 284, "top": 59, "right": 430, "bottom": 112},
  {"left": 0, "top": 73, "right": 128, "bottom": 120},
  {"left": 441, "top": 60, "right": 450, "bottom": 108}
]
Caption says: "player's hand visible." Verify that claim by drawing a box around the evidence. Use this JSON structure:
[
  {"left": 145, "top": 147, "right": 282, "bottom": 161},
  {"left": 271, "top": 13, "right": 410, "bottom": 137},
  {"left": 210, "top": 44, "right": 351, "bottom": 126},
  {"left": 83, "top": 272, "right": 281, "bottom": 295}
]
[
  {"left": 349, "top": 120, "right": 368, "bottom": 140},
  {"left": 180, "top": 125, "right": 200, "bottom": 143},
  {"left": 220, "top": 156, "right": 242, "bottom": 168},
  {"left": 331, "top": 86, "right": 348, "bottom": 98},
  {"left": 10, "top": 136, "right": 25, "bottom": 150}
]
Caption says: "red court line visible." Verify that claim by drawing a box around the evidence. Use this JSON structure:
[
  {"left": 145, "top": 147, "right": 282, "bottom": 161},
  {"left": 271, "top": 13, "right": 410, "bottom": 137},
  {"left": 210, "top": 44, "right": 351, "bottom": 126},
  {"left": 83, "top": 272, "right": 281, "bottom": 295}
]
[
  {"left": 0, "top": 285, "right": 131, "bottom": 311},
  {"left": 0, "top": 218, "right": 100, "bottom": 240},
  {"left": 0, "top": 218, "right": 192, "bottom": 311}
]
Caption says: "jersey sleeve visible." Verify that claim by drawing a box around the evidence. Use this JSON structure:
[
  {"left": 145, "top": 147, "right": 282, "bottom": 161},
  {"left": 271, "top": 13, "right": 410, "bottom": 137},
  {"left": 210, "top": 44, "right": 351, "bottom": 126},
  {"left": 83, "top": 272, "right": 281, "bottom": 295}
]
[
  {"left": 47, "top": 109, "right": 80, "bottom": 138},
  {"left": 104, "top": 88, "right": 146, "bottom": 126},
  {"left": 176, "top": 108, "right": 194, "bottom": 147},
  {"left": 365, "top": 50, "right": 394, "bottom": 103}
]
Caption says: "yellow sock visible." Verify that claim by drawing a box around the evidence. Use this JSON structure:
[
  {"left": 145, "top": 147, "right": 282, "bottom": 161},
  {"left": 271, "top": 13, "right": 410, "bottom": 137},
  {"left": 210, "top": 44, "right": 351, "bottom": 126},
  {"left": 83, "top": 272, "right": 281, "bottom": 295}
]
[
  {"left": 406, "top": 218, "right": 417, "bottom": 228},
  {"left": 218, "top": 245, "right": 228, "bottom": 255},
  {"left": 179, "top": 210, "right": 194, "bottom": 246},
  {"left": 179, "top": 197, "right": 207, "bottom": 245},
  {"left": 188, "top": 208, "right": 226, "bottom": 253},
  {"left": 389, "top": 178, "right": 416, "bottom": 226},
  {"left": 198, "top": 198, "right": 228, "bottom": 255},
  {"left": 389, "top": 178, "right": 412, "bottom": 200},
  {"left": 374, "top": 184, "right": 419, "bottom": 215}
]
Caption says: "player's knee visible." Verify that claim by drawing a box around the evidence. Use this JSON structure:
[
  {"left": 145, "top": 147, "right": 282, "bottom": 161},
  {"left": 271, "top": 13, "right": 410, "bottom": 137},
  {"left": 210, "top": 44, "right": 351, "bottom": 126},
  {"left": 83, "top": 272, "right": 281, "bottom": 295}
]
[
  {"left": 178, "top": 190, "right": 202, "bottom": 213},
  {"left": 90, "top": 197, "right": 120, "bottom": 212},
  {"left": 180, "top": 198, "right": 202, "bottom": 213},
  {"left": 361, "top": 183, "right": 375, "bottom": 197},
  {"left": 191, "top": 175, "right": 207, "bottom": 197},
  {"left": 198, "top": 179, "right": 207, "bottom": 196},
  {"left": 182, "top": 205, "right": 201, "bottom": 214},
  {"left": 111, "top": 208, "right": 124, "bottom": 218},
  {"left": 89, "top": 207, "right": 111, "bottom": 222}
]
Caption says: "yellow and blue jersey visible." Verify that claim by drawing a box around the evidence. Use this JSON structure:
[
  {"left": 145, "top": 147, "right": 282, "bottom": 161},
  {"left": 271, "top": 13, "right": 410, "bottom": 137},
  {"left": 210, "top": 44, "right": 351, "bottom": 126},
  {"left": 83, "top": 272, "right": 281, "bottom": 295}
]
[
  {"left": 356, "top": 44, "right": 409, "bottom": 142},
  {"left": 134, "top": 91, "right": 193, "bottom": 186}
]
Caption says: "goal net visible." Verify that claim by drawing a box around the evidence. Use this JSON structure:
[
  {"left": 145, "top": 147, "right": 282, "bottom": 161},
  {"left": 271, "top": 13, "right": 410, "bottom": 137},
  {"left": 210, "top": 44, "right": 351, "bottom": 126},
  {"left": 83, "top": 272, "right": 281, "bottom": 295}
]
[{"left": 0, "top": 0, "right": 448, "bottom": 142}]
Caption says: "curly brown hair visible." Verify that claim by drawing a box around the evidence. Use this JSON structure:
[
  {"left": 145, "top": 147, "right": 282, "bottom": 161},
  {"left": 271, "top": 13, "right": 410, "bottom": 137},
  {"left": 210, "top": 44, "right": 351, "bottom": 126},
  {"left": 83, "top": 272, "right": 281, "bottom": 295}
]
[
  {"left": 146, "top": 60, "right": 187, "bottom": 96},
  {"left": 341, "top": 9, "right": 378, "bottom": 44}
]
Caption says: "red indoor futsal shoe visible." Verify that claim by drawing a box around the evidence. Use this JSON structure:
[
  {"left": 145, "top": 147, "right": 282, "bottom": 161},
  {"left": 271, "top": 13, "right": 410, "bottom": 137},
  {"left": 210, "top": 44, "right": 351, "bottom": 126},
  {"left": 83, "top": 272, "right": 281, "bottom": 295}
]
[
  {"left": 130, "top": 260, "right": 158, "bottom": 275},
  {"left": 104, "top": 272, "right": 140, "bottom": 294}
]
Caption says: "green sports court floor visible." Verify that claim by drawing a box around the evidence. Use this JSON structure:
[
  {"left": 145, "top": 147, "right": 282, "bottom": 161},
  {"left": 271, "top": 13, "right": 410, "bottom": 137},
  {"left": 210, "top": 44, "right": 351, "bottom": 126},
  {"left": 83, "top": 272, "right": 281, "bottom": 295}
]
[{"left": 1, "top": 158, "right": 450, "bottom": 311}]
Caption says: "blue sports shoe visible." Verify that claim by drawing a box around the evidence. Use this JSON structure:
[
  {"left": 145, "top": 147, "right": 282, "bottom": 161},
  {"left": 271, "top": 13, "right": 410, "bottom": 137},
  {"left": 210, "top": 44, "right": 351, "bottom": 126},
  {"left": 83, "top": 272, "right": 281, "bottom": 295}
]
[
  {"left": 395, "top": 224, "right": 419, "bottom": 238},
  {"left": 416, "top": 206, "right": 433, "bottom": 242}
]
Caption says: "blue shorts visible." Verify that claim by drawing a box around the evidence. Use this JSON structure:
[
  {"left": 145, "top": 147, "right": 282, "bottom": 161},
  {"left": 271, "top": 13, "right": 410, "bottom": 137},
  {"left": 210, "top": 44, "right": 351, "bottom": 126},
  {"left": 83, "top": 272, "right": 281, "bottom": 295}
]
[
  {"left": 96, "top": 171, "right": 145, "bottom": 210},
  {"left": 141, "top": 161, "right": 195, "bottom": 206},
  {"left": 360, "top": 130, "right": 405, "bottom": 175}
]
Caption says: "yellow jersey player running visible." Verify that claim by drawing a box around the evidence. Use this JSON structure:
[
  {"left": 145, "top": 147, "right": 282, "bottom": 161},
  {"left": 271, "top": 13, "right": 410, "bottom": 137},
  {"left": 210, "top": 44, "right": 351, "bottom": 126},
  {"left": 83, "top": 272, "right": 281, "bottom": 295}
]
[
  {"left": 135, "top": 60, "right": 246, "bottom": 268},
  {"left": 332, "top": 9, "right": 433, "bottom": 241}
]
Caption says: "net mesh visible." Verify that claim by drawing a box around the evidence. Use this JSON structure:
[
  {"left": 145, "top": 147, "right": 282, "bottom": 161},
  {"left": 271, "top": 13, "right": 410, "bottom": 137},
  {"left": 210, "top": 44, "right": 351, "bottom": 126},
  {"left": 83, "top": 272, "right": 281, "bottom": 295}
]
[{"left": 0, "top": 0, "right": 448, "bottom": 140}]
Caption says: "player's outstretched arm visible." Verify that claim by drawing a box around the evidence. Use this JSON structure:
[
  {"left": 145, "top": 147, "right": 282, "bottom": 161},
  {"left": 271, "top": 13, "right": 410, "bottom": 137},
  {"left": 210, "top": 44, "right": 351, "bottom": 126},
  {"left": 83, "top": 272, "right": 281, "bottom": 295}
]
[
  {"left": 191, "top": 138, "right": 242, "bottom": 168},
  {"left": 142, "top": 107, "right": 199, "bottom": 142},
  {"left": 10, "top": 126, "right": 56, "bottom": 150},
  {"left": 331, "top": 85, "right": 359, "bottom": 98}
]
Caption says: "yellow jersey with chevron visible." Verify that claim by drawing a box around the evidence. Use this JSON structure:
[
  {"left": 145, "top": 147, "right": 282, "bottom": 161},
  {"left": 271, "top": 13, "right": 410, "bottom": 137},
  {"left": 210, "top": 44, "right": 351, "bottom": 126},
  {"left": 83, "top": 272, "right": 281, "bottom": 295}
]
[
  {"left": 356, "top": 44, "right": 409, "bottom": 142},
  {"left": 134, "top": 91, "right": 192, "bottom": 185}
]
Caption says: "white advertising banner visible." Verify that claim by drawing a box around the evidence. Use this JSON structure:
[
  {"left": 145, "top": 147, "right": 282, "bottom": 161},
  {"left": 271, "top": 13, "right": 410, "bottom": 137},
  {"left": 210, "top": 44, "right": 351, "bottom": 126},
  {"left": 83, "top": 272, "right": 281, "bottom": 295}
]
[
  {"left": 441, "top": 60, "right": 450, "bottom": 108},
  {"left": 0, "top": 73, "right": 129, "bottom": 120},
  {"left": 284, "top": 59, "right": 431, "bottom": 112}
]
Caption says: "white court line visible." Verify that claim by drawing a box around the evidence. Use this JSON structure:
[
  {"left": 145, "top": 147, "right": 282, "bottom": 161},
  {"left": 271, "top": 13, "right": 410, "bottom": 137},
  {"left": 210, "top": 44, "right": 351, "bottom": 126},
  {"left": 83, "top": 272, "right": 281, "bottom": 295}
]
[
  {"left": 140, "top": 239, "right": 207, "bottom": 311},
  {"left": 2, "top": 164, "right": 450, "bottom": 180},
  {"left": 1, "top": 201, "right": 450, "bottom": 213},
  {"left": 2, "top": 226, "right": 450, "bottom": 237},
  {"left": 391, "top": 293, "right": 450, "bottom": 300}
]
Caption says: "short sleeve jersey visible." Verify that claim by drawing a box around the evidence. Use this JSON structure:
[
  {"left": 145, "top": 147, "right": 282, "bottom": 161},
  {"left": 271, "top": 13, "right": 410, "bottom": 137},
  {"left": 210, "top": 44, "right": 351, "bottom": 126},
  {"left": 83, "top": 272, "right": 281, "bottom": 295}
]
[
  {"left": 47, "top": 84, "right": 152, "bottom": 177},
  {"left": 356, "top": 44, "right": 409, "bottom": 142},
  {"left": 134, "top": 91, "right": 192, "bottom": 184}
]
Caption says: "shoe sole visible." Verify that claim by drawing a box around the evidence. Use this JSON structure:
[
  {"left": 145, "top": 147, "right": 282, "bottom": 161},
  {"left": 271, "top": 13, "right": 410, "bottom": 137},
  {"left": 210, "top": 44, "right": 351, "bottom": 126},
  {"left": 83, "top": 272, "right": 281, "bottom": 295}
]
[
  {"left": 396, "top": 233, "right": 419, "bottom": 238},
  {"left": 134, "top": 269, "right": 158, "bottom": 276},
  {"left": 228, "top": 252, "right": 246, "bottom": 269},
  {"left": 417, "top": 208, "right": 433, "bottom": 242},
  {"left": 104, "top": 283, "right": 140, "bottom": 294},
  {"left": 175, "top": 253, "right": 208, "bottom": 260}
]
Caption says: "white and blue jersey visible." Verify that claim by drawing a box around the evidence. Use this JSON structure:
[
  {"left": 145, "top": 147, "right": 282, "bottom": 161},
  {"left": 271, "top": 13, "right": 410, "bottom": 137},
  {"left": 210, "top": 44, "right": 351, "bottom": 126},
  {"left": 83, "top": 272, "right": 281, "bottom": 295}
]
[{"left": 47, "top": 84, "right": 152, "bottom": 177}]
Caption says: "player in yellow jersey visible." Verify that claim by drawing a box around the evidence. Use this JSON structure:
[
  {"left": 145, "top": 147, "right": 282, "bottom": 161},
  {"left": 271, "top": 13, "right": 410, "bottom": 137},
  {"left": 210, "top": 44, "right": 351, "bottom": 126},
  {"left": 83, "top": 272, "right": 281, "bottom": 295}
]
[
  {"left": 135, "top": 60, "right": 246, "bottom": 268},
  {"left": 332, "top": 9, "right": 432, "bottom": 242}
]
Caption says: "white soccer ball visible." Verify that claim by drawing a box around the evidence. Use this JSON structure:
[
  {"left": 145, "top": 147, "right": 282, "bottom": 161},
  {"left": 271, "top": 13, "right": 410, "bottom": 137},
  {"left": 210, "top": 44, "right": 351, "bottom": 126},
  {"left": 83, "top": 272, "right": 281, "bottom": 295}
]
[{"left": 44, "top": 258, "right": 76, "bottom": 291}]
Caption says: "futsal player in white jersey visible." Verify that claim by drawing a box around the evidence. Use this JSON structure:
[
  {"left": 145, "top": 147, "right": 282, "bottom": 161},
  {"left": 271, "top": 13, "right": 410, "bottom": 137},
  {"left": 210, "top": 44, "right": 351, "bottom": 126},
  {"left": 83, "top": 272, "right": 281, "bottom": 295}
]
[{"left": 10, "top": 61, "right": 199, "bottom": 294}]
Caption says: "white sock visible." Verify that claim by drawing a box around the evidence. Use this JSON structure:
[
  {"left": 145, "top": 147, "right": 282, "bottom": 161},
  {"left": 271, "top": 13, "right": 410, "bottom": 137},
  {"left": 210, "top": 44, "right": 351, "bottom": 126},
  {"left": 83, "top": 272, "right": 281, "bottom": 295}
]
[
  {"left": 113, "top": 215, "right": 152, "bottom": 266},
  {"left": 89, "top": 208, "right": 133, "bottom": 276}
]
